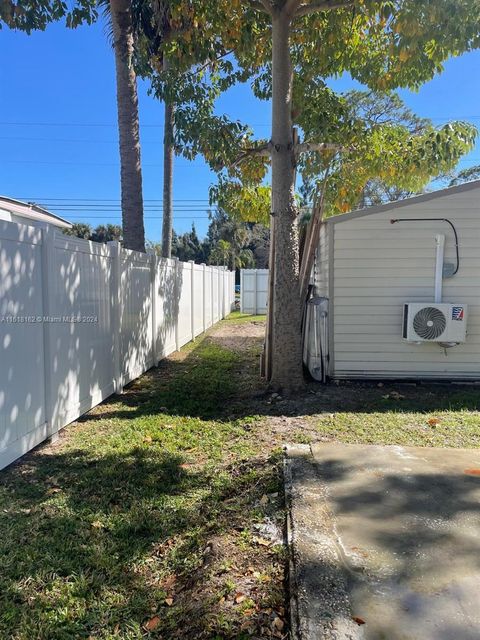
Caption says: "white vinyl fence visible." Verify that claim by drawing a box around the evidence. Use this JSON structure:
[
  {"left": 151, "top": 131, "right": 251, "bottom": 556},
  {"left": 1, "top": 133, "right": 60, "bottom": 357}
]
[
  {"left": 0, "top": 220, "right": 235, "bottom": 470},
  {"left": 240, "top": 269, "right": 269, "bottom": 315}
]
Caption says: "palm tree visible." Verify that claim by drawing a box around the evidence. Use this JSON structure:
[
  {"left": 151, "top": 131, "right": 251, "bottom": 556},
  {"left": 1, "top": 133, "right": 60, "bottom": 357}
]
[
  {"left": 161, "top": 58, "right": 175, "bottom": 258},
  {"left": 109, "top": 0, "right": 145, "bottom": 252},
  {"left": 149, "top": 1, "right": 178, "bottom": 258}
]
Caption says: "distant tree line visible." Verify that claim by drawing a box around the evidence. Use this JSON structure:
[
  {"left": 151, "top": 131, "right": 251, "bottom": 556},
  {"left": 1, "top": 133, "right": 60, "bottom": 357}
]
[
  {"left": 64, "top": 223, "right": 123, "bottom": 243},
  {"left": 155, "top": 210, "right": 269, "bottom": 271},
  {"left": 65, "top": 210, "right": 269, "bottom": 271}
]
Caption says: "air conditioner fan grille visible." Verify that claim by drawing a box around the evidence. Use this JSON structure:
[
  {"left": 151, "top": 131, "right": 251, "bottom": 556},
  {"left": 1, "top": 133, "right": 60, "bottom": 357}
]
[{"left": 413, "top": 306, "right": 447, "bottom": 340}]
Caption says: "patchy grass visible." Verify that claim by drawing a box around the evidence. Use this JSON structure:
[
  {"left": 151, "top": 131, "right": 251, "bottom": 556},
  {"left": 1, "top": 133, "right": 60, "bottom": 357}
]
[
  {"left": 315, "top": 408, "right": 480, "bottom": 449},
  {"left": 0, "top": 331, "right": 286, "bottom": 640},
  {"left": 309, "top": 381, "right": 480, "bottom": 449},
  {"left": 224, "top": 311, "right": 266, "bottom": 324},
  {"left": 2, "top": 314, "right": 480, "bottom": 639}
]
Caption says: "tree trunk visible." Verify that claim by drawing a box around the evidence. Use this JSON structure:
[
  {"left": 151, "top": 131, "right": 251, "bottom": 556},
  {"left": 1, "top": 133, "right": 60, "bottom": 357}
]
[
  {"left": 269, "top": 11, "right": 304, "bottom": 392},
  {"left": 110, "top": 0, "right": 145, "bottom": 252},
  {"left": 162, "top": 98, "right": 175, "bottom": 257}
]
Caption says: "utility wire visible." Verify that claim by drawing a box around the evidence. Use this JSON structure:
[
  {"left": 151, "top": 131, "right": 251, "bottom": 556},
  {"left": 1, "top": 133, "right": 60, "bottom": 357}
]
[
  {"left": 19, "top": 197, "right": 210, "bottom": 201},
  {"left": 2, "top": 116, "right": 480, "bottom": 128},
  {"left": 65, "top": 216, "right": 214, "bottom": 219},
  {"left": 0, "top": 120, "right": 272, "bottom": 128},
  {"left": 0, "top": 159, "right": 200, "bottom": 167}
]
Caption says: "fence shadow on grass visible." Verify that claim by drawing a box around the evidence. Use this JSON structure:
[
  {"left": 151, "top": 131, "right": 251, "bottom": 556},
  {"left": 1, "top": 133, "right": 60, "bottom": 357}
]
[
  {"left": 0, "top": 441, "right": 280, "bottom": 639},
  {"left": 76, "top": 327, "right": 480, "bottom": 428}
]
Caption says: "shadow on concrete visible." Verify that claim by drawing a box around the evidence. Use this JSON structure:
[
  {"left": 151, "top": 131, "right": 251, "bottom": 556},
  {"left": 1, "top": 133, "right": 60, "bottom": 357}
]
[{"left": 288, "top": 443, "right": 480, "bottom": 639}]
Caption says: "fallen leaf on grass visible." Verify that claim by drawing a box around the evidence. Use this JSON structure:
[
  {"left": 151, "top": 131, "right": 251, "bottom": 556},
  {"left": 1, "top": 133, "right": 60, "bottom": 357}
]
[
  {"left": 259, "top": 494, "right": 269, "bottom": 506},
  {"left": 352, "top": 616, "right": 366, "bottom": 625},
  {"left": 254, "top": 537, "right": 271, "bottom": 547},
  {"left": 273, "top": 617, "right": 285, "bottom": 631},
  {"left": 164, "top": 597, "right": 173, "bottom": 606},
  {"left": 427, "top": 417, "right": 440, "bottom": 427},
  {"left": 91, "top": 520, "right": 105, "bottom": 530},
  {"left": 234, "top": 592, "right": 246, "bottom": 604},
  {"left": 144, "top": 615, "right": 161, "bottom": 631},
  {"left": 160, "top": 574, "right": 176, "bottom": 590},
  {"left": 243, "top": 608, "right": 255, "bottom": 617}
]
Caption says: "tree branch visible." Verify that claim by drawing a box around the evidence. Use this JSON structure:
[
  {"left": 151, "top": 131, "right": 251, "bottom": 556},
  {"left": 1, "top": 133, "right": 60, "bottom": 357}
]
[
  {"left": 296, "top": 142, "right": 347, "bottom": 153},
  {"left": 242, "top": 0, "right": 274, "bottom": 14},
  {"left": 284, "top": 0, "right": 303, "bottom": 16},
  {"left": 232, "top": 142, "right": 273, "bottom": 167},
  {"left": 295, "top": 0, "right": 354, "bottom": 18},
  {"left": 232, "top": 141, "right": 347, "bottom": 167}
]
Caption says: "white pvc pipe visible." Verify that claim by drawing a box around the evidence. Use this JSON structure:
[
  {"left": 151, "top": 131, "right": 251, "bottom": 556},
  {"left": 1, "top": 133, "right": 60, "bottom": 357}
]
[{"left": 434, "top": 234, "right": 445, "bottom": 303}]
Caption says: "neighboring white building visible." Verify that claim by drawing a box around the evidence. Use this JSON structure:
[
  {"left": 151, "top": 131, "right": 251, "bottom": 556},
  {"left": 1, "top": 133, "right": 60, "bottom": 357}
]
[
  {"left": 308, "top": 180, "right": 480, "bottom": 381},
  {"left": 0, "top": 196, "right": 72, "bottom": 230}
]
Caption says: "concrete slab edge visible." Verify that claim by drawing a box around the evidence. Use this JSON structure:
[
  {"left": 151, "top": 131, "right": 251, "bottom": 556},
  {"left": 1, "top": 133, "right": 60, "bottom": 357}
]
[
  {"left": 284, "top": 444, "right": 363, "bottom": 640},
  {"left": 284, "top": 444, "right": 312, "bottom": 640},
  {"left": 283, "top": 445, "right": 311, "bottom": 640}
]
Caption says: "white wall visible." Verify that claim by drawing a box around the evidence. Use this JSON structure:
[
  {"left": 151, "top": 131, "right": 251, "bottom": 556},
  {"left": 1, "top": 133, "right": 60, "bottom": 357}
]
[
  {"left": 315, "top": 222, "right": 330, "bottom": 297},
  {"left": 0, "top": 220, "right": 235, "bottom": 470},
  {"left": 240, "top": 269, "right": 268, "bottom": 314},
  {"left": 326, "top": 185, "right": 480, "bottom": 379}
]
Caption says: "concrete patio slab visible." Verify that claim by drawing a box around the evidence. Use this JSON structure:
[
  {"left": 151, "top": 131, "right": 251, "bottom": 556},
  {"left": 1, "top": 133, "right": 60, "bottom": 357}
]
[{"left": 285, "top": 443, "right": 480, "bottom": 640}]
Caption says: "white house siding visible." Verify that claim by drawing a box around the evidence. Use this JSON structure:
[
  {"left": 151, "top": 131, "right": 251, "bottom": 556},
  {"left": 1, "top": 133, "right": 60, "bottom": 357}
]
[
  {"left": 329, "top": 184, "right": 480, "bottom": 379},
  {"left": 314, "top": 222, "right": 330, "bottom": 297}
]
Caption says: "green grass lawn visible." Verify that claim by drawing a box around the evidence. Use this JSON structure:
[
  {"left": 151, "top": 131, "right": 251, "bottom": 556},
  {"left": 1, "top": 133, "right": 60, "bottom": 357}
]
[
  {"left": 0, "top": 330, "right": 284, "bottom": 640},
  {"left": 2, "top": 314, "right": 480, "bottom": 639},
  {"left": 311, "top": 381, "right": 480, "bottom": 449},
  {"left": 224, "top": 311, "right": 267, "bottom": 324}
]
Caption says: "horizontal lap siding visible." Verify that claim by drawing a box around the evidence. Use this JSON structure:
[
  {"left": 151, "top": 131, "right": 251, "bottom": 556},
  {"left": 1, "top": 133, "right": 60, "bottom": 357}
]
[{"left": 331, "top": 189, "right": 480, "bottom": 379}]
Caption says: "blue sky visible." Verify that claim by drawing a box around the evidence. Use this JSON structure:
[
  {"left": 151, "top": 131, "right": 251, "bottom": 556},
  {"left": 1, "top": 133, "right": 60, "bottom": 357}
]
[{"left": 1, "top": 17, "right": 480, "bottom": 241}]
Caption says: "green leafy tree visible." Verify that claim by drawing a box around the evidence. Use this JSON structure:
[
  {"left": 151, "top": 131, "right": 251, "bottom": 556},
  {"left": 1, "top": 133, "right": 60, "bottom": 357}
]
[
  {"left": 160, "top": 0, "right": 480, "bottom": 390},
  {"left": 171, "top": 223, "right": 207, "bottom": 261},
  {"left": 138, "top": 3, "right": 250, "bottom": 257},
  {"left": 205, "top": 210, "right": 256, "bottom": 269},
  {"left": 91, "top": 224, "right": 123, "bottom": 243},
  {"left": 65, "top": 223, "right": 123, "bottom": 243},
  {"left": 449, "top": 165, "right": 480, "bottom": 186},
  {"left": 0, "top": 0, "right": 96, "bottom": 31},
  {"left": 247, "top": 223, "right": 270, "bottom": 268},
  {"left": 64, "top": 223, "right": 93, "bottom": 239}
]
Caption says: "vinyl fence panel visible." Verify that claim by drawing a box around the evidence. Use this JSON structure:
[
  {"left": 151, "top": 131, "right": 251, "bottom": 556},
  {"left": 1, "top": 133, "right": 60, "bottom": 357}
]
[
  {"left": 0, "top": 222, "right": 47, "bottom": 470},
  {"left": 0, "top": 220, "right": 235, "bottom": 470},
  {"left": 240, "top": 269, "right": 269, "bottom": 315},
  {"left": 120, "top": 249, "right": 153, "bottom": 385},
  {"left": 193, "top": 263, "right": 205, "bottom": 337},
  {"left": 212, "top": 268, "right": 220, "bottom": 323},
  {"left": 204, "top": 266, "right": 213, "bottom": 329},
  {"left": 155, "top": 257, "right": 178, "bottom": 359},
  {"left": 48, "top": 234, "right": 115, "bottom": 430},
  {"left": 176, "top": 261, "right": 193, "bottom": 348}
]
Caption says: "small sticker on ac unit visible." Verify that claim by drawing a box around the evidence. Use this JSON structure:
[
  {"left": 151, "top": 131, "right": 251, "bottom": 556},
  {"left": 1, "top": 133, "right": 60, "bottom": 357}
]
[{"left": 452, "top": 306, "right": 465, "bottom": 321}]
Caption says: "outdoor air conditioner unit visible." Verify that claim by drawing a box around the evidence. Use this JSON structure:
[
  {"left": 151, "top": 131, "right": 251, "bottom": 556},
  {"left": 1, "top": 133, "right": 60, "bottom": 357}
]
[{"left": 403, "top": 302, "right": 468, "bottom": 343}]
